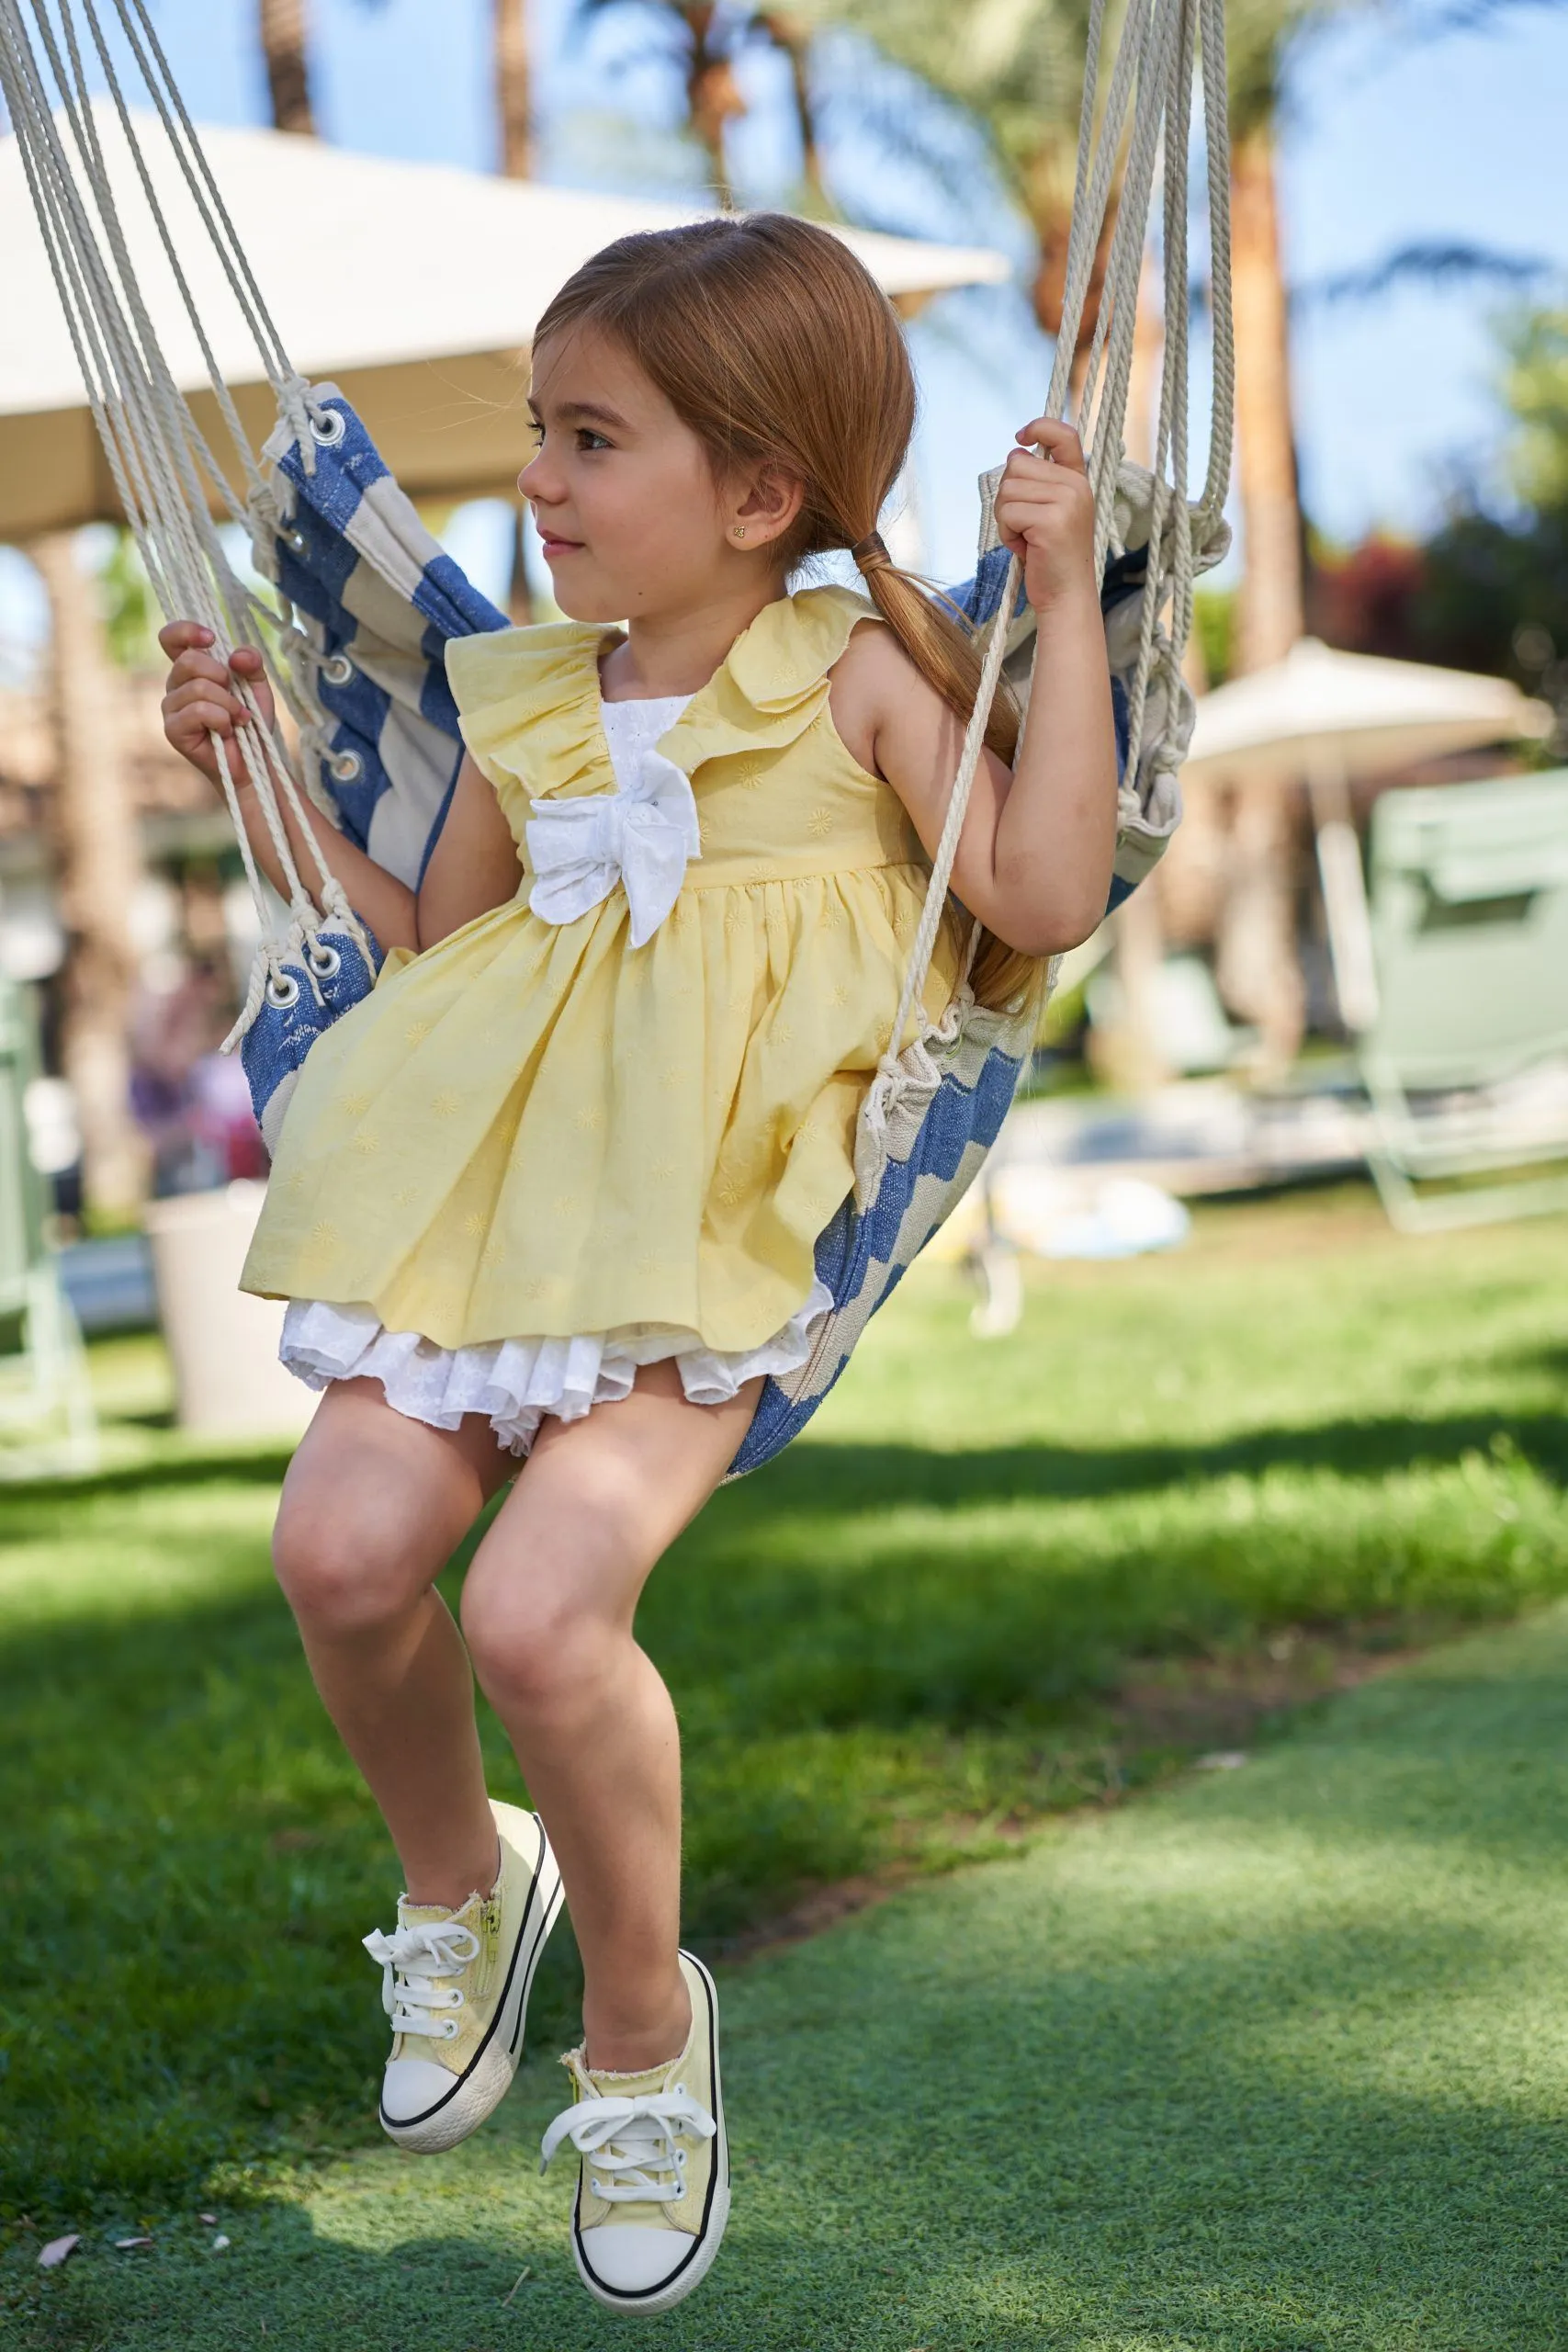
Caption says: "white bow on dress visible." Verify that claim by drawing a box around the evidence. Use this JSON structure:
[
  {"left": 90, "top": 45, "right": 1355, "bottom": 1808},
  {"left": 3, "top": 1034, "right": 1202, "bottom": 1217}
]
[{"left": 526, "top": 746, "right": 701, "bottom": 949}]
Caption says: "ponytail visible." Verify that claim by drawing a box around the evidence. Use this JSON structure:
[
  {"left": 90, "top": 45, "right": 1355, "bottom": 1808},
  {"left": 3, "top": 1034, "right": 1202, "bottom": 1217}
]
[{"left": 851, "top": 536, "right": 1043, "bottom": 1015}]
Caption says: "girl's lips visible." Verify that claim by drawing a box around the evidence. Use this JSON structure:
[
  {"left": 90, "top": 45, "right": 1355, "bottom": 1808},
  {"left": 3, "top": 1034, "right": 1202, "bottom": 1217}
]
[{"left": 540, "top": 536, "right": 584, "bottom": 558}]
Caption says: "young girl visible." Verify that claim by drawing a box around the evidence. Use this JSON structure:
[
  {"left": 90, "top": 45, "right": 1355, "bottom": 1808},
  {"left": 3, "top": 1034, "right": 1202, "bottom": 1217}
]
[{"left": 159, "top": 212, "right": 1115, "bottom": 2315}]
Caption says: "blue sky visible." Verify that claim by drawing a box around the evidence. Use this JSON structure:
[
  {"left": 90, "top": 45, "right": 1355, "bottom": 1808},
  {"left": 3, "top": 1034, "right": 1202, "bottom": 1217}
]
[{"left": 3, "top": 0, "right": 1565, "bottom": 662}]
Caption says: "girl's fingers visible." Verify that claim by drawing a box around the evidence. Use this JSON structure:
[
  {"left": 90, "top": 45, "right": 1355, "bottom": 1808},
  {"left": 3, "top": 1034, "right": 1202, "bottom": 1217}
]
[
  {"left": 157, "top": 618, "right": 214, "bottom": 658},
  {"left": 1012, "top": 416, "right": 1088, "bottom": 472},
  {"left": 164, "top": 677, "right": 247, "bottom": 721},
  {"left": 1000, "top": 447, "right": 1089, "bottom": 491},
  {"left": 174, "top": 705, "right": 241, "bottom": 742},
  {"left": 164, "top": 650, "right": 233, "bottom": 692}
]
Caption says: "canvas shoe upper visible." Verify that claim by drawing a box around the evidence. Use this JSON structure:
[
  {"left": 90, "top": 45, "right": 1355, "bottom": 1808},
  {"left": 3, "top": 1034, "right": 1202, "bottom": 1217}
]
[
  {"left": 541, "top": 1950, "right": 729, "bottom": 2315},
  {"left": 363, "top": 1798, "right": 562, "bottom": 2154}
]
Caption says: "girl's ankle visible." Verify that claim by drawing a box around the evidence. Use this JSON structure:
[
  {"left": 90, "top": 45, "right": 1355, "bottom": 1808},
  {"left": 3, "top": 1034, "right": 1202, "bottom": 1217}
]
[
  {"left": 581, "top": 1977, "right": 693, "bottom": 2076},
  {"left": 401, "top": 1831, "right": 502, "bottom": 1912}
]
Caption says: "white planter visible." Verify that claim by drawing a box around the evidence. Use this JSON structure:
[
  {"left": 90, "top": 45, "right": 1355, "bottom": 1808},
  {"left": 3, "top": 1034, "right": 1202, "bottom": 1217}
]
[{"left": 143, "top": 1182, "right": 313, "bottom": 1438}]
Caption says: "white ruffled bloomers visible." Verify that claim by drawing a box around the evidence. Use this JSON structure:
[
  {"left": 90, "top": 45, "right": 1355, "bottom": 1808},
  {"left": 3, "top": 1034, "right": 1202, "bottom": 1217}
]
[{"left": 278, "top": 1281, "right": 833, "bottom": 1458}]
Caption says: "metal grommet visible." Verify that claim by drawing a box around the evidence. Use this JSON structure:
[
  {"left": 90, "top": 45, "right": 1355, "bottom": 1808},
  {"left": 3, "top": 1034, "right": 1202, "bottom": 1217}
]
[
  {"left": 284, "top": 527, "right": 308, "bottom": 554},
  {"left": 329, "top": 748, "right": 363, "bottom": 782},
  {"left": 308, "top": 942, "right": 342, "bottom": 979},
  {"left": 310, "top": 406, "right": 346, "bottom": 446},
  {"left": 265, "top": 972, "right": 300, "bottom": 1010},
  {"left": 321, "top": 652, "right": 353, "bottom": 686}
]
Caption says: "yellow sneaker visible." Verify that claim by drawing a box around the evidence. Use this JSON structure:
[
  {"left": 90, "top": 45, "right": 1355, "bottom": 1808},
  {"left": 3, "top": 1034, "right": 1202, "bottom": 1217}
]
[
  {"left": 540, "top": 1951, "right": 728, "bottom": 2315},
  {"left": 362, "top": 1799, "right": 562, "bottom": 2154}
]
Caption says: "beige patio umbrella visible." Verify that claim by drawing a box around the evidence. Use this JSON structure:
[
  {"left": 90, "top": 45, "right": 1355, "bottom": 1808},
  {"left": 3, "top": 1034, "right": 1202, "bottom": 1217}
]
[
  {"left": 1183, "top": 636, "right": 1553, "bottom": 1027},
  {"left": 0, "top": 108, "right": 1013, "bottom": 537}
]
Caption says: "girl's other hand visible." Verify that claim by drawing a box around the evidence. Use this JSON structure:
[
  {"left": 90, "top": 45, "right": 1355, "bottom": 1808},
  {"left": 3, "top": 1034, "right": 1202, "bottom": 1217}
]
[
  {"left": 159, "top": 621, "right": 276, "bottom": 790},
  {"left": 992, "top": 418, "right": 1098, "bottom": 616}
]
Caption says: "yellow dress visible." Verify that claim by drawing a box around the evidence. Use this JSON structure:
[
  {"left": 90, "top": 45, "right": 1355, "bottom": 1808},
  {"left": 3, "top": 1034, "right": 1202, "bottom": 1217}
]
[{"left": 242, "top": 585, "right": 961, "bottom": 1440}]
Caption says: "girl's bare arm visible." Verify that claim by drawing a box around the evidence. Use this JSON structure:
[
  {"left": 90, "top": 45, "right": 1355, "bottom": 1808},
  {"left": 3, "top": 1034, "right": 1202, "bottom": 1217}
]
[
  {"left": 159, "top": 623, "right": 520, "bottom": 953},
  {"left": 830, "top": 418, "right": 1118, "bottom": 959}
]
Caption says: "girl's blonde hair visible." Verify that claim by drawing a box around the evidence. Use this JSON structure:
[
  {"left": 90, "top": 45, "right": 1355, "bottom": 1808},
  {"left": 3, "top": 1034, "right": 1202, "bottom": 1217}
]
[{"left": 533, "top": 212, "right": 1038, "bottom": 1013}]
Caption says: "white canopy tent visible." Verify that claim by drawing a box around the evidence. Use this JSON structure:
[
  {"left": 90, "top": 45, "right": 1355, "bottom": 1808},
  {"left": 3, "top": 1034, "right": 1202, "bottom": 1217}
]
[
  {"left": 0, "top": 108, "right": 1012, "bottom": 537},
  {"left": 1183, "top": 635, "right": 1553, "bottom": 1030},
  {"left": 1184, "top": 635, "right": 1551, "bottom": 789}
]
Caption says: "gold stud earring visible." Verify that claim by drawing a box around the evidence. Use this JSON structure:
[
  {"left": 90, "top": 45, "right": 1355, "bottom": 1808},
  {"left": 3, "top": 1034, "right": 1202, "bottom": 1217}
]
[{"left": 732, "top": 525, "right": 748, "bottom": 540}]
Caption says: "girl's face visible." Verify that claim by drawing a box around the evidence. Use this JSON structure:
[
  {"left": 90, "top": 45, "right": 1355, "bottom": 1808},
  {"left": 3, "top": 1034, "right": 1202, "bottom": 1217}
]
[{"left": 521, "top": 327, "right": 758, "bottom": 622}]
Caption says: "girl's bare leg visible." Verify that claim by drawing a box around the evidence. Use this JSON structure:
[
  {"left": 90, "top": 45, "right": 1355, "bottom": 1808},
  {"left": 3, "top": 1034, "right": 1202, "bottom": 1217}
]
[
  {"left": 273, "top": 1378, "right": 515, "bottom": 1908},
  {"left": 460, "top": 1361, "right": 759, "bottom": 2074}
]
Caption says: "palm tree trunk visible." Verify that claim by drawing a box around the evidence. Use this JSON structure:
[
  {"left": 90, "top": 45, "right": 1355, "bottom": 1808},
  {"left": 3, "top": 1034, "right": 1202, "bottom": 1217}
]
[
  {"left": 259, "top": 0, "right": 315, "bottom": 136},
  {"left": 30, "top": 534, "right": 150, "bottom": 1224},
  {"left": 493, "top": 0, "right": 536, "bottom": 620},
  {"left": 1231, "top": 126, "right": 1303, "bottom": 668},
  {"left": 683, "top": 5, "right": 741, "bottom": 206},
  {"left": 1219, "top": 123, "right": 1305, "bottom": 1075},
  {"left": 757, "top": 13, "right": 824, "bottom": 206},
  {"left": 495, "top": 0, "right": 532, "bottom": 178}
]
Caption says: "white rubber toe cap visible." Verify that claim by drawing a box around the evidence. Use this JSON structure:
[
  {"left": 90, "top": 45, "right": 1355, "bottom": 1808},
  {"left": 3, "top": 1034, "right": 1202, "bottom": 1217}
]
[
  {"left": 579, "top": 2224, "right": 695, "bottom": 2293},
  {"left": 380, "top": 2057, "right": 457, "bottom": 2125}
]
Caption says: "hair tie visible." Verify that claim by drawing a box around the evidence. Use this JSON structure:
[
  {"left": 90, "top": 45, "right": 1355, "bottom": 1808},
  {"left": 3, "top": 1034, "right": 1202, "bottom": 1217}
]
[{"left": 852, "top": 531, "right": 892, "bottom": 576}]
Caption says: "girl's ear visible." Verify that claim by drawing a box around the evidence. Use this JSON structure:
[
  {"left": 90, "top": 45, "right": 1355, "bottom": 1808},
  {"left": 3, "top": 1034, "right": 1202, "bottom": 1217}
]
[{"left": 729, "top": 464, "right": 805, "bottom": 551}]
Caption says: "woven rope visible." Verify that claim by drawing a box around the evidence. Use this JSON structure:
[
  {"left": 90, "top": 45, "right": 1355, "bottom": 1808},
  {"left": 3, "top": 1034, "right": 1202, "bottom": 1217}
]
[
  {"left": 883, "top": 0, "right": 1234, "bottom": 1067},
  {"left": 0, "top": 0, "right": 367, "bottom": 1045}
]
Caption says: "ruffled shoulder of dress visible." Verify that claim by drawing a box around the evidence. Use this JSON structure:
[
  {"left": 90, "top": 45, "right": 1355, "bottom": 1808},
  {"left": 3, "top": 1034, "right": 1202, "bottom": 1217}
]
[
  {"left": 662, "top": 584, "right": 880, "bottom": 774},
  {"left": 445, "top": 585, "right": 880, "bottom": 800},
  {"left": 446, "top": 621, "right": 613, "bottom": 800}
]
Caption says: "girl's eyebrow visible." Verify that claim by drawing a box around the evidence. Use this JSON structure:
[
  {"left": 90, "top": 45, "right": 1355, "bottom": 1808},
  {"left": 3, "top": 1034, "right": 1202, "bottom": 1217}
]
[{"left": 528, "top": 398, "right": 630, "bottom": 431}]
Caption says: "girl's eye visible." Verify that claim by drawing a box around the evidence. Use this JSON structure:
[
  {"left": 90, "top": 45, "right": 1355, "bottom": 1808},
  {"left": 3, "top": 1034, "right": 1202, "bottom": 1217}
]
[
  {"left": 527, "top": 421, "right": 545, "bottom": 445},
  {"left": 576, "top": 428, "right": 612, "bottom": 453}
]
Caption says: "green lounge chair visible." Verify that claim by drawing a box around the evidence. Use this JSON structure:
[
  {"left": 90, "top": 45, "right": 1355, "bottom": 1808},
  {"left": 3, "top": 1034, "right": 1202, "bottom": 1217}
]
[
  {"left": 0, "top": 975, "right": 97, "bottom": 1476},
  {"left": 1338, "top": 770, "right": 1568, "bottom": 1232}
]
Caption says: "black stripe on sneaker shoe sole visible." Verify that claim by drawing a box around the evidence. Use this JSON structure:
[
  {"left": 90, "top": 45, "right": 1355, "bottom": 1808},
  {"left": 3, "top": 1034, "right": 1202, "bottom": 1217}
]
[
  {"left": 379, "top": 1833, "right": 563, "bottom": 2134},
  {"left": 572, "top": 1950, "right": 728, "bottom": 2312}
]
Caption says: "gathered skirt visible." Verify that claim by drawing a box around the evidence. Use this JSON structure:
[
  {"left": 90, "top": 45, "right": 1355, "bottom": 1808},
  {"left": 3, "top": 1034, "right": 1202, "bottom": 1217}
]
[{"left": 279, "top": 1279, "right": 833, "bottom": 1457}]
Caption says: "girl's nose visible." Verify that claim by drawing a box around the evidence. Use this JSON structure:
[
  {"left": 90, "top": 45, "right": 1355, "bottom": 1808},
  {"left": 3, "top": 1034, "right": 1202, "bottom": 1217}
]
[{"left": 518, "top": 449, "right": 555, "bottom": 503}]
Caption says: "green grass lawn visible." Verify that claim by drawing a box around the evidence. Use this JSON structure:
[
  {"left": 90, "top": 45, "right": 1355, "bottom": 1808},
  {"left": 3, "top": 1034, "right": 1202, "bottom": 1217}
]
[
  {"left": 11, "top": 1587, "right": 1568, "bottom": 2347},
  {"left": 2, "top": 1189, "right": 1565, "bottom": 2307}
]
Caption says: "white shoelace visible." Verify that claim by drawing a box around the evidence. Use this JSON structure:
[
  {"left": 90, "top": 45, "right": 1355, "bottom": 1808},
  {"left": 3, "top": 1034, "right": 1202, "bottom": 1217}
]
[
  {"left": 362, "top": 1918, "right": 481, "bottom": 2041},
  {"left": 540, "top": 2086, "right": 716, "bottom": 2204}
]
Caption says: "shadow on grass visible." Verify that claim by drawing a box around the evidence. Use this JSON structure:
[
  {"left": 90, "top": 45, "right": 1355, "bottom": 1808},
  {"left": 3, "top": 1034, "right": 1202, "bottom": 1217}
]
[
  {"left": 5, "top": 1389, "right": 1566, "bottom": 1523},
  {"left": 752, "top": 1409, "right": 1568, "bottom": 1516}
]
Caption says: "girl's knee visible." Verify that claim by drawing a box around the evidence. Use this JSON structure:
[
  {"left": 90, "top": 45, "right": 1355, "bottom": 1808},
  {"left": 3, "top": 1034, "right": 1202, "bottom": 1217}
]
[
  {"left": 272, "top": 1487, "right": 434, "bottom": 1639},
  {"left": 459, "top": 1576, "right": 612, "bottom": 1718}
]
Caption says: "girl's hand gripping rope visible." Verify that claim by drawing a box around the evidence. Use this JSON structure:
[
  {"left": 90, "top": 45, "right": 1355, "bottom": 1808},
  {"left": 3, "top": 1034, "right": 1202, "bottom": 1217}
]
[
  {"left": 159, "top": 621, "right": 276, "bottom": 793},
  {"left": 991, "top": 418, "right": 1098, "bottom": 616}
]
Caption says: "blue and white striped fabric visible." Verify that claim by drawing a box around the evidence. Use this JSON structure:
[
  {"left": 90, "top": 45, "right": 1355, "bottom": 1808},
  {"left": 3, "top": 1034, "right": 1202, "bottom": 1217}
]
[{"left": 247, "top": 389, "right": 1209, "bottom": 1476}]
